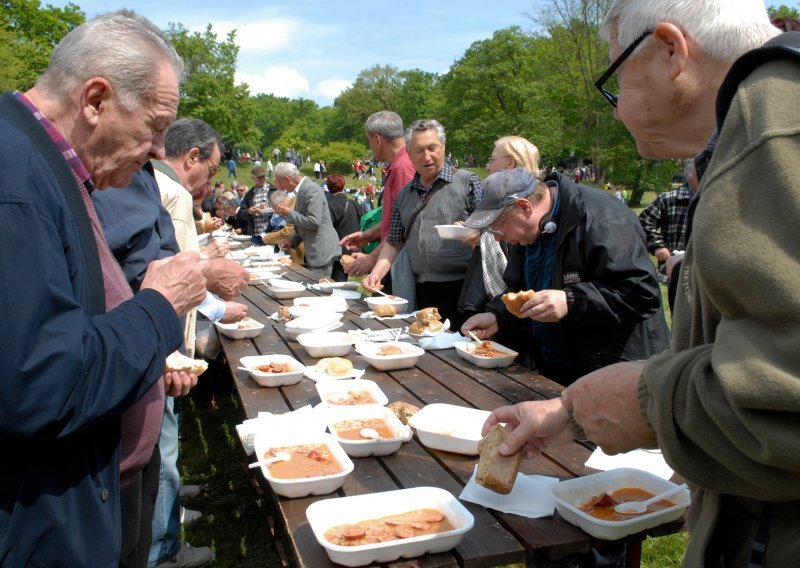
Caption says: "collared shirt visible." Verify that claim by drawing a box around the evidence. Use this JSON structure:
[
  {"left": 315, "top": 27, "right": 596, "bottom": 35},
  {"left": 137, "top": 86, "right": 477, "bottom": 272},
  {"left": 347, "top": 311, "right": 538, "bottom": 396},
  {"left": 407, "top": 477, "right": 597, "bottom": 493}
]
[
  {"left": 250, "top": 184, "right": 270, "bottom": 233},
  {"left": 379, "top": 146, "right": 416, "bottom": 241},
  {"left": 638, "top": 183, "right": 694, "bottom": 282},
  {"left": 387, "top": 162, "right": 480, "bottom": 245}
]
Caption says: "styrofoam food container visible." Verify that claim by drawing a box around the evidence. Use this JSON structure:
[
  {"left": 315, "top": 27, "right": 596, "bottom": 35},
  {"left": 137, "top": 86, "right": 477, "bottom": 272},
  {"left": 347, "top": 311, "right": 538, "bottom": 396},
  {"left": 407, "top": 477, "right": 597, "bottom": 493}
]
[
  {"left": 214, "top": 317, "right": 264, "bottom": 339},
  {"left": 315, "top": 378, "right": 389, "bottom": 407},
  {"left": 226, "top": 250, "right": 249, "bottom": 264},
  {"left": 549, "top": 468, "right": 690, "bottom": 540},
  {"left": 266, "top": 278, "right": 307, "bottom": 299},
  {"left": 285, "top": 314, "right": 344, "bottom": 339},
  {"left": 231, "top": 233, "right": 252, "bottom": 241},
  {"left": 434, "top": 224, "right": 479, "bottom": 241},
  {"left": 364, "top": 295, "right": 409, "bottom": 314},
  {"left": 254, "top": 432, "right": 353, "bottom": 498},
  {"left": 453, "top": 340, "right": 518, "bottom": 368},
  {"left": 317, "top": 280, "right": 360, "bottom": 294},
  {"left": 325, "top": 405, "right": 411, "bottom": 457},
  {"left": 239, "top": 354, "right": 305, "bottom": 387},
  {"left": 296, "top": 331, "right": 354, "bottom": 357},
  {"left": 247, "top": 270, "right": 280, "bottom": 285},
  {"left": 293, "top": 295, "right": 348, "bottom": 312},
  {"left": 407, "top": 403, "right": 491, "bottom": 455},
  {"left": 355, "top": 341, "right": 425, "bottom": 371},
  {"left": 197, "top": 233, "right": 210, "bottom": 247},
  {"left": 306, "top": 486, "right": 474, "bottom": 567}
]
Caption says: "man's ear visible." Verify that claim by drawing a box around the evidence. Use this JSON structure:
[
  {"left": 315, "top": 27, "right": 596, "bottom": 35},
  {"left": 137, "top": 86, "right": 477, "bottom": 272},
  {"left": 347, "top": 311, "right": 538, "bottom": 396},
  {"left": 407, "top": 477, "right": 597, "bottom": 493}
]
[
  {"left": 185, "top": 147, "right": 201, "bottom": 169},
  {"left": 81, "top": 77, "right": 113, "bottom": 126},
  {"left": 653, "top": 22, "right": 690, "bottom": 81}
]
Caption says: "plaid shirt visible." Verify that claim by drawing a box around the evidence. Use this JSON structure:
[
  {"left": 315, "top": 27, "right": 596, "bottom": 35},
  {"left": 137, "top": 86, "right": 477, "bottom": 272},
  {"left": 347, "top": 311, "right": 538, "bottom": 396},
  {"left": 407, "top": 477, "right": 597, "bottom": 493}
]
[
  {"left": 387, "top": 162, "right": 480, "bottom": 245},
  {"left": 638, "top": 183, "right": 694, "bottom": 282}
]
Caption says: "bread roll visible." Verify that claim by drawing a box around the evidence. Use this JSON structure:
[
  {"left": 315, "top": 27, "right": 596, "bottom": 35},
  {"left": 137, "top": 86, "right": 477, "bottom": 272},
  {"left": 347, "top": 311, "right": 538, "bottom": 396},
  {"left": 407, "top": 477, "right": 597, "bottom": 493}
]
[
  {"left": 277, "top": 306, "right": 292, "bottom": 321},
  {"left": 316, "top": 357, "right": 354, "bottom": 376},
  {"left": 408, "top": 321, "right": 426, "bottom": 335},
  {"left": 377, "top": 345, "right": 403, "bottom": 356},
  {"left": 340, "top": 254, "right": 355, "bottom": 270},
  {"left": 426, "top": 320, "right": 444, "bottom": 333},
  {"left": 501, "top": 290, "right": 536, "bottom": 318},
  {"left": 416, "top": 307, "right": 441, "bottom": 325},
  {"left": 373, "top": 304, "right": 397, "bottom": 317},
  {"left": 475, "top": 424, "right": 523, "bottom": 494},
  {"left": 165, "top": 351, "right": 208, "bottom": 376},
  {"left": 387, "top": 401, "right": 420, "bottom": 425}
]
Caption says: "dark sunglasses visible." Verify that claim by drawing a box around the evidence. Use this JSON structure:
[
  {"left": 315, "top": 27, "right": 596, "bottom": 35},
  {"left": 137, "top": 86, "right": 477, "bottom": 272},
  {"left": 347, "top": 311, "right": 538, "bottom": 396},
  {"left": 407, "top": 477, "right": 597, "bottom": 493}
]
[{"left": 594, "top": 30, "right": 652, "bottom": 108}]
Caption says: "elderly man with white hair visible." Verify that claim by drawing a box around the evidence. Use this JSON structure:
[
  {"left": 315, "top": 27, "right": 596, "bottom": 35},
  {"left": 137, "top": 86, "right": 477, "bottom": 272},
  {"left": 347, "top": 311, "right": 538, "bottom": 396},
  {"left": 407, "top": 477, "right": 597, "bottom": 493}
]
[
  {"left": 272, "top": 161, "right": 342, "bottom": 278},
  {"left": 484, "top": 2, "right": 800, "bottom": 566}
]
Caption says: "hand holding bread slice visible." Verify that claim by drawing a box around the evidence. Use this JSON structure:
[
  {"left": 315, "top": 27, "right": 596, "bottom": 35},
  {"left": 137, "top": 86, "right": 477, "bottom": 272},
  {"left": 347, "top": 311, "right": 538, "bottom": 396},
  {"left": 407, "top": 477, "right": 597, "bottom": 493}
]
[
  {"left": 501, "top": 289, "right": 536, "bottom": 318},
  {"left": 475, "top": 424, "right": 523, "bottom": 494},
  {"left": 165, "top": 351, "right": 208, "bottom": 376}
]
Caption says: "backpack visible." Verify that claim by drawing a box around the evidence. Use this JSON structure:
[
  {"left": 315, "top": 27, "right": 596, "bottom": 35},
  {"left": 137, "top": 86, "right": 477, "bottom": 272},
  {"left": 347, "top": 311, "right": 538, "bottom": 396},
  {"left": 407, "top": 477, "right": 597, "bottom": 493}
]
[{"left": 359, "top": 205, "right": 382, "bottom": 254}]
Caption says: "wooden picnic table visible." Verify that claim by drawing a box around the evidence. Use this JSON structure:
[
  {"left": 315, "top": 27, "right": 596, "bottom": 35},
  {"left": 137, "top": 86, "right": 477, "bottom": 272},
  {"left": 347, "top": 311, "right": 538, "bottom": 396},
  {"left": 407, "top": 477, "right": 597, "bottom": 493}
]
[{"left": 219, "top": 262, "right": 683, "bottom": 567}]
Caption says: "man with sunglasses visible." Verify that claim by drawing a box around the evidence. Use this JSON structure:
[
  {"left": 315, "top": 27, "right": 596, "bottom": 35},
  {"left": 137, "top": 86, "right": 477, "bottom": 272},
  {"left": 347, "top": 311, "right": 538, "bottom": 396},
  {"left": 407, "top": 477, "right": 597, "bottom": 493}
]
[
  {"left": 461, "top": 168, "right": 669, "bottom": 387},
  {"left": 484, "top": 1, "right": 800, "bottom": 566}
]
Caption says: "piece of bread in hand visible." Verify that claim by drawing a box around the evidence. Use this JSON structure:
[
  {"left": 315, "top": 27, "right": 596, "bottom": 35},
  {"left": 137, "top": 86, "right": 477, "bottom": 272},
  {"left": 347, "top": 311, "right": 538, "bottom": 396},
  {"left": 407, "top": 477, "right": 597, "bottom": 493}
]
[
  {"left": 373, "top": 303, "right": 397, "bottom": 317},
  {"left": 340, "top": 254, "right": 355, "bottom": 270},
  {"left": 501, "top": 289, "right": 536, "bottom": 318},
  {"left": 475, "top": 424, "right": 523, "bottom": 494},
  {"left": 387, "top": 401, "right": 420, "bottom": 425},
  {"left": 165, "top": 351, "right": 208, "bottom": 376}
]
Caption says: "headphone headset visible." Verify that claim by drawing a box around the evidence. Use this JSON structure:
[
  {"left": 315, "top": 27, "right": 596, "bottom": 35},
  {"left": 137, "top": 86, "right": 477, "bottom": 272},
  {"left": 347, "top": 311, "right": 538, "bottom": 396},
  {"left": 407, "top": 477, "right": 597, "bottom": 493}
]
[{"left": 538, "top": 183, "right": 558, "bottom": 234}]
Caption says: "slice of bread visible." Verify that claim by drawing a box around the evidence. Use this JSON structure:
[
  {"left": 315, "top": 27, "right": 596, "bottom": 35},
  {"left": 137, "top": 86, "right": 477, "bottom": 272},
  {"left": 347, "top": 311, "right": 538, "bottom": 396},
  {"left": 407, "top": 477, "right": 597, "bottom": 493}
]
[
  {"left": 475, "top": 424, "right": 523, "bottom": 494},
  {"left": 501, "top": 289, "right": 536, "bottom": 318},
  {"left": 387, "top": 401, "right": 420, "bottom": 425},
  {"left": 165, "top": 351, "right": 208, "bottom": 376}
]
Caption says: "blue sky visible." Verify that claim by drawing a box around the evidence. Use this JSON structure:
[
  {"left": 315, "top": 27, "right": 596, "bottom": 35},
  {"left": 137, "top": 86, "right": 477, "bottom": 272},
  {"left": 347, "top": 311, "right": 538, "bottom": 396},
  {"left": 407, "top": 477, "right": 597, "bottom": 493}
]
[{"left": 47, "top": 0, "right": 541, "bottom": 106}]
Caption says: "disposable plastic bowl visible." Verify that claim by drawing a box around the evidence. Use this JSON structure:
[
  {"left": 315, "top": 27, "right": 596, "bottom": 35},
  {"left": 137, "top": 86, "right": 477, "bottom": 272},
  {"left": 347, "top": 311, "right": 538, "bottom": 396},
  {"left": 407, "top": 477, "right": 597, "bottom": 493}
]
[
  {"left": 355, "top": 341, "right": 424, "bottom": 371},
  {"left": 214, "top": 317, "right": 265, "bottom": 339},
  {"left": 296, "top": 331, "right": 354, "bottom": 357},
  {"left": 407, "top": 403, "right": 491, "bottom": 455}
]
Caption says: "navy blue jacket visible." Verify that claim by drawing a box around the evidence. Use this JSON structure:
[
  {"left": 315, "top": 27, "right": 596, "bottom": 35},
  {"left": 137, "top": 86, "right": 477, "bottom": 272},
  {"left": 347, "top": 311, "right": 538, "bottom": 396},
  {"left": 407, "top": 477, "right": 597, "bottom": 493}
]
[{"left": 0, "top": 93, "right": 183, "bottom": 567}]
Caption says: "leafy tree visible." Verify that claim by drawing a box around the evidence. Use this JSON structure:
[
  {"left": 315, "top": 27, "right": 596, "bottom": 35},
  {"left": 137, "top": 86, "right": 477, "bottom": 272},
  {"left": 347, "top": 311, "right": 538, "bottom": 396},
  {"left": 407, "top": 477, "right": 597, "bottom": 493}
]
[
  {"left": 768, "top": 4, "right": 800, "bottom": 19},
  {"left": 0, "top": 0, "right": 84, "bottom": 90},
  {"left": 165, "top": 23, "right": 260, "bottom": 154},
  {"left": 332, "top": 64, "right": 403, "bottom": 140},
  {"left": 316, "top": 140, "right": 370, "bottom": 175},
  {"left": 394, "top": 69, "right": 440, "bottom": 126}
]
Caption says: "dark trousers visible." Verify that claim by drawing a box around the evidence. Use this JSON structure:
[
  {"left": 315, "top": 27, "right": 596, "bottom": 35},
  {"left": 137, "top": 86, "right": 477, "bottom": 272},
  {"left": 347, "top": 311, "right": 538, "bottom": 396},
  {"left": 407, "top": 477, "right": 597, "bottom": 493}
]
[
  {"left": 415, "top": 279, "right": 466, "bottom": 330},
  {"left": 331, "top": 260, "right": 347, "bottom": 282},
  {"left": 119, "top": 444, "right": 161, "bottom": 568}
]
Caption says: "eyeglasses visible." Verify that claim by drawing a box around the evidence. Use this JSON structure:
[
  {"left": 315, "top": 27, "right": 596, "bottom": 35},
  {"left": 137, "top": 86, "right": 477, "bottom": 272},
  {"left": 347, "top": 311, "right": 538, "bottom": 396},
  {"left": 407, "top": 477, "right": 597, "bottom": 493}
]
[
  {"left": 205, "top": 160, "right": 219, "bottom": 180},
  {"left": 486, "top": 204, "right": 516, "bottom": 236},
  {"left": 594, "top": 30, "right": 652, "bottom": 108},
  {"left": 487, "top": 155, "right": 510, "bottom": 166}
]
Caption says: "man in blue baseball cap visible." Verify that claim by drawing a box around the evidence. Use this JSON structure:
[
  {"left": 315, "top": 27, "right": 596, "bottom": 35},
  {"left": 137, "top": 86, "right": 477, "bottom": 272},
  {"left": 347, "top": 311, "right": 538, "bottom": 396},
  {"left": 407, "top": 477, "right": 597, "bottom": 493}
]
[{"left": 462, "top": 167, "right": 670, "bottom": 386}]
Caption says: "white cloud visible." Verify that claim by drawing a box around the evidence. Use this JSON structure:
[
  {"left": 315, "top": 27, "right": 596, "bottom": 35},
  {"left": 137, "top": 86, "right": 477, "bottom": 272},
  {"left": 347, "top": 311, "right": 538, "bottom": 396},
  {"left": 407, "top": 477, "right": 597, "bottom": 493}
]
[
  {"left": 315, "top": 78, "right": 352, "bottom": 101},
  {"left": 211, "top": 17, "right": 300, "bottom": 55},
  {"left": 237, "top": 66, "right": 310, "bottom": 98}
]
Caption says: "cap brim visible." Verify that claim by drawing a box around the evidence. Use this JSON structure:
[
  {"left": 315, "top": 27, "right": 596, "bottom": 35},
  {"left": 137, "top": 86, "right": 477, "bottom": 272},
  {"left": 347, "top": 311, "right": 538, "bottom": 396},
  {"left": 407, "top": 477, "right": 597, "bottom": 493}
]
[{"left": 464, "top": 207, "right": 504, "bottom": 229}]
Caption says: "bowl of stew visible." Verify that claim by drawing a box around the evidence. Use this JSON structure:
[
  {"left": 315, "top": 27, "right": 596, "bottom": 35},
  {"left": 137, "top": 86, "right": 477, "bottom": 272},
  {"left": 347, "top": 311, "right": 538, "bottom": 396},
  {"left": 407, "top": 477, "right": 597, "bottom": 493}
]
[{"left": 325, "top": 405, "right": 412, "bottom": 457}]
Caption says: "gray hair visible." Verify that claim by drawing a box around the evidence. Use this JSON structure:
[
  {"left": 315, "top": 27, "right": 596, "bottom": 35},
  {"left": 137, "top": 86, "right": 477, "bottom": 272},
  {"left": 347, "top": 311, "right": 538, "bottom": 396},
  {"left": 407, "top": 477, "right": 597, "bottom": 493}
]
[
  {"left": 164, "top": 118, "right": 221, "bottom": 160},
  {"left": 601, "top": 0, "right": 779, "bottom": 64},
  {"left": 269, "top": 190, "right": 291, "bottom": 208},
  {"left": 274, "top": 162, "right": 300, "bottom": 179},
  {"left": 404, "top": 119, "right": 446, "bottom": 147},
  {"left": 365, "top": 111, "right": 404, "bottom": 139},
  {"left": 35, "top": 9, "right": 185, "bottom": 112}
]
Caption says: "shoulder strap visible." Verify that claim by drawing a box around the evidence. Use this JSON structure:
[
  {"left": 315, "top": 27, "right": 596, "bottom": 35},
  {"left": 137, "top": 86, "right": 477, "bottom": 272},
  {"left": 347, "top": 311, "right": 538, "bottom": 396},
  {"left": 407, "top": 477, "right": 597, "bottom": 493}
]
[
  {"left": 0, "top": 92, "right": 105, "bottom": 315},
  {"left": 403, "top": 183, "right": 443, "bottom": 241},
  {"left": 717, "top": 33, "right": 800, "bottom": 130}
]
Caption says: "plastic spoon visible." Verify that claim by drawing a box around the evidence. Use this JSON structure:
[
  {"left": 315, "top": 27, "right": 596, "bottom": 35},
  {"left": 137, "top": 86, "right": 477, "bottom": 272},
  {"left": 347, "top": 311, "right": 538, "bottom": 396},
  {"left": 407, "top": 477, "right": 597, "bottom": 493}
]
[
  {"left": 614, "top": 483, "right": 687, "bottom": 515},
  {"left": 466, "top": 330, "right": 483, "bottom": 347},
  {"left": 248, "top": 451, "right": 291, "bottom": 469}
]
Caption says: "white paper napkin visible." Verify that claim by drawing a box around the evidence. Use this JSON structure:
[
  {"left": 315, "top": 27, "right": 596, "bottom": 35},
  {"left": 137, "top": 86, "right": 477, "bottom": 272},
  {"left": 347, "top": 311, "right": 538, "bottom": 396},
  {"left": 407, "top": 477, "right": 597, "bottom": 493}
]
[
  {"left": 460, "top": 465, "right": 558, "bottom": 517},
  {"left": 236, "top": 404, "right": 328, "bottom": 455},
  {"left": 359, "top": 311, "right": 417, "bottom": 320},
  {"left": 585, "top": 447, "right": 674, "bottom": 480},
  {"left": 417, "top": 331, "right": 464, "bottom": 350}
]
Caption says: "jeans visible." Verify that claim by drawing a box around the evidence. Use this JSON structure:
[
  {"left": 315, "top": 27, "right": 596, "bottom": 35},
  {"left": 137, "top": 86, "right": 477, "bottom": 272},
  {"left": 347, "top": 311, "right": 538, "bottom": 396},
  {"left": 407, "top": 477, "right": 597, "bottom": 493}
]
[{"left": 148, "top": 397, "right": 181, "bottom": 567}]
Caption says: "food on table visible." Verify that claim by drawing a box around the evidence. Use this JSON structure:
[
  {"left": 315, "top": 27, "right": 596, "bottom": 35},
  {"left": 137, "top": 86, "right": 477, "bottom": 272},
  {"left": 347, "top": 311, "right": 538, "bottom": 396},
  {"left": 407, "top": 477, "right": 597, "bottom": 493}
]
[
  {"left": 277, "top": 306, "right": 292, "bottom": 321},
  {"left": 165, "top": 351, "right": 208, "bottom": 375},
  {"left": 373, "top": 303, "right": 397, "bottom": 317},
  {"left": 316, "top": 357, "right": 354, "bottom": 376},
  {"left": 475, "top": 424, "right": 522, "bottom": 494},
  {"left": 469, "top": 341, "right": 508, "bottom": 358},
  {"left": 324, "top": 508, "right": 453, "bottom": 546},
  {"left": 278, "top": 257, "right": 292, "bottom": 264},
  {"left": 339, "top": 254, "right": 355, "bottom": 270},
  {"left": 578, "top": 488, "right": 676, "bottom": 521},
  {"left": 326, "top": 390, "right": 377, "bottom": 405},
  {"left": 319, "top": 278, "right": 334, "bottom": 284},
  {"left": 408, "top": 307, "right": 444, "bottom": 335},
  {"left": 426, "top": 320, "right": 443, "bottom": 332},
  {"left": 408, "top": 321, "right": 426, "bottom": 335},
  {"left": 256, "top": 361, "right": 294, "bottom": 373},
  {"left": 265, "top": 444, "right": 342, "bottom": 479},
  {"left": 333, "top": 418, "right": 395, "bottom": 440},
  {"left": 377, "top": 345, "right": 404, "bottom": 356},
  {"left": 248, "top": 272, "right": 261, "bottom": 280},
  {"left": 415, "top": 307, "right": 441, "bottom": 325},
  {"left": 236, "top": 318, "right": 260, "bottom": 329},
  {"left": 387, "top": 401, "right": 420, "bottom": 425},
  {"left": 501, "top": 289, "right": 536, "bottom": 318}
]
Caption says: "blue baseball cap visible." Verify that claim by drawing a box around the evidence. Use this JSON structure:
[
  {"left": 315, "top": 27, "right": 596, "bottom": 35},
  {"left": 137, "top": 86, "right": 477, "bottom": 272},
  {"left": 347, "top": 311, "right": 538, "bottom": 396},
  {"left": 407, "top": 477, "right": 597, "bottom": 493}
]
[{"left": 465, "top": 168, "right": 538, "bottom": 228}]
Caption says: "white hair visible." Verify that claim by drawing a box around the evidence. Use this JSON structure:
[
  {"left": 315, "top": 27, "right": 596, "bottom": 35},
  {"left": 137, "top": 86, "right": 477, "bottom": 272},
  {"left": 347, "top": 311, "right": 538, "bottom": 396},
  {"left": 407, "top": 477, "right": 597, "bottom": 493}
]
[
  {"left": 601, "top": 0, "right": 779, "bottom": 63},
  {"left": 274, "top": 162, "right": 300, "bottom": 179},
  {"left": 36, "top": 10, "right": 185, "bottom": 112}
]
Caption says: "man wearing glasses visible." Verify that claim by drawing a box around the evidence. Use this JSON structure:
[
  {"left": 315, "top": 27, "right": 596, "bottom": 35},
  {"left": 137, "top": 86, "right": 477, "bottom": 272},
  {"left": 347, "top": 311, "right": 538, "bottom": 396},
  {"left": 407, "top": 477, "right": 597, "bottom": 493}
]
[
  {"left": 461, "top": 168, "right": 669, "bottom": 387},
  {"left": 239, "top": 165, "right": 274, "bottom": 236},
  {"left": 484, "top": 1, "right": 800, "bottom": 566}
]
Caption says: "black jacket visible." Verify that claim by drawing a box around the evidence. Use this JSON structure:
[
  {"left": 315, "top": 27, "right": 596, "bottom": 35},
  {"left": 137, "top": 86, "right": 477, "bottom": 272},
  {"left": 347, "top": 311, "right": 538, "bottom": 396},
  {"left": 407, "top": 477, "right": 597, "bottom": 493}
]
[
  {"left": 488, "top": 173, "right": 670, "bottom": 385},
  {"left": 327, "top": 192, "right": 360, "bottom": 240},
  {"left": 239, "top": 184, "right": 275, "bottom": 235}
]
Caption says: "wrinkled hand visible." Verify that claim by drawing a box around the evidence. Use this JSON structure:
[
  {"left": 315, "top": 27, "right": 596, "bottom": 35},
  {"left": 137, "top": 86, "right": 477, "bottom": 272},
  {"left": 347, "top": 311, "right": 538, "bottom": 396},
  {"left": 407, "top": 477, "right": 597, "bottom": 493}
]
[
  {"left": 163, "top": 371, "right": 198, "bottom": 397},
  {"left": 211, "top": 217, "right": 224, "bottom": 230},
  {"left": 220, "top": 301, "right": 248, "bottom": 323},
  {"left": 340, "top": 230, "right": 367, "bottom": 250},
  {"left": 561, "top": 361, "right": 655, "bottom": 454},
  {"left": 461, "top": 312, "right": 499, "bottom": 340},
  {"left": 654, "top": 247, "right": 671, "bottom": 263},
  {"left": 482, "top": 399, "right": 575, "bottom": 460},
  {"left": 362, "top": 272, "right": 384, "bottom": 293},
  {"left": 247, "top": 205, "right": 262, "bottom": 216},
  {"left": 274, "top": 202, "right": 290, "bottom": 217},
  {"left": 345, "top": 252, "right": 376, "bottom": 276},
  {"left": 519, "top": 289, "right": 568, "bottom": 322},
  {"left": 141, "top": 252, "right": 208, "bottom": 316},
  {"left": 206, "top": 258, "right": 248, "bottom": 300},
  {"left": 203, "top": 240, "right": 229, "bottom": 258}
]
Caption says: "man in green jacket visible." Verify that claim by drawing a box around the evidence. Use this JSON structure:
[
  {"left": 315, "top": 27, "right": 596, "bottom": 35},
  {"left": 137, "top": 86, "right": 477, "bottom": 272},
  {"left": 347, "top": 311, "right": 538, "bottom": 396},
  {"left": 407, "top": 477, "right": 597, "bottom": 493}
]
[{"left": 484, "top": 1, "right": 800, "bottom": 566}]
